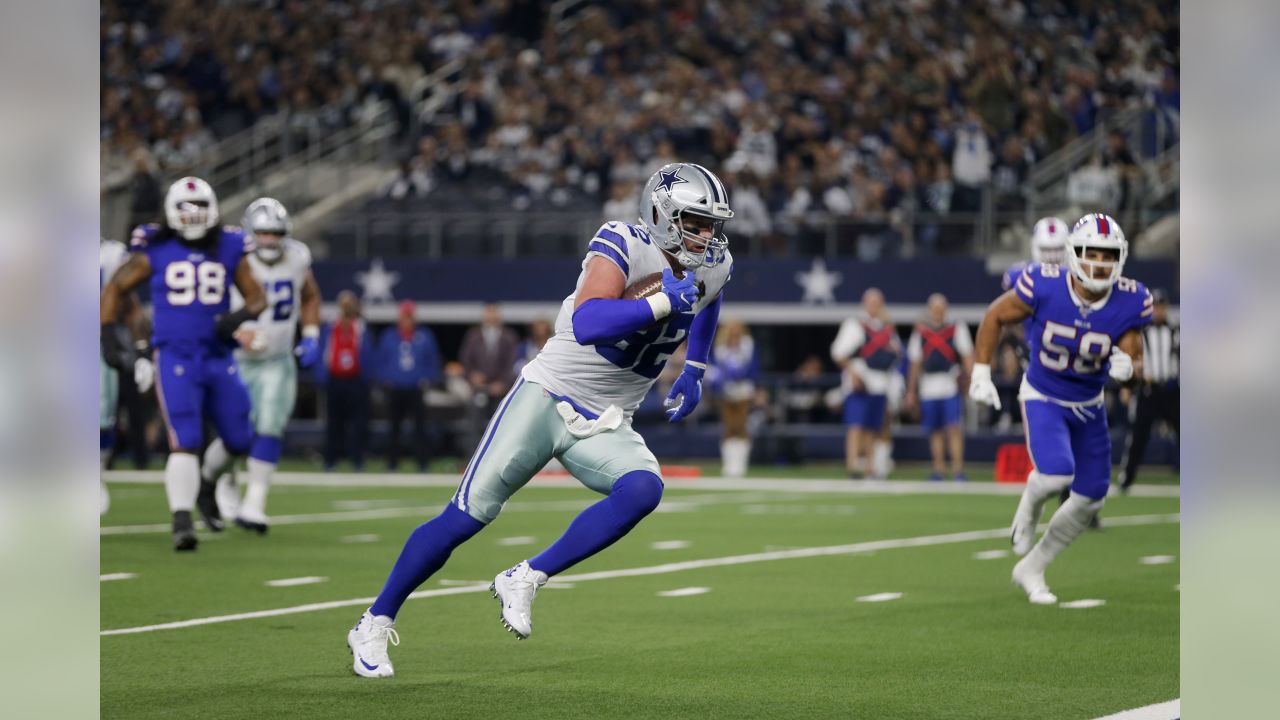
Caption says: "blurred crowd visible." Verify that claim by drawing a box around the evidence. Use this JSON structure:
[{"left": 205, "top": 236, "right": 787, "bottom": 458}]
[{"left": 103, "top": 0, "right": 1179, "bottom": 255}]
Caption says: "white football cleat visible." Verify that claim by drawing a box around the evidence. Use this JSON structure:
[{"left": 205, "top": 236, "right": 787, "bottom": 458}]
[
  {"left": 1012, "top": 558, "right": 1058, "bottom": 606},
  {"left": 233, "top": 506, "right": 269, "bottom": 535},
  {"left": 347, "top": 610, "right": 398, "bottom": 678},
  {"left": 1010, "top": 499, "right": 1044, "bottom": 557},
  {"left": 491, "top": 560, "right": 548, "bottom": 640}
]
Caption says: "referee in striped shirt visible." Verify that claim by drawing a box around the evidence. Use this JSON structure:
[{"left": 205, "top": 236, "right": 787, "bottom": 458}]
[{"left": 1118, "top": 289, "right": 1179, "bottom": 493}]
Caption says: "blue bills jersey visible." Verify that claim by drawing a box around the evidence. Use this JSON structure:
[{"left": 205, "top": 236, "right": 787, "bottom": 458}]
[
  {"left": 130, "top": 223, "right": 253, "bottom": 352},
  {"left": 1012, "top": 263, "right": 1153, "bottom": 403}
]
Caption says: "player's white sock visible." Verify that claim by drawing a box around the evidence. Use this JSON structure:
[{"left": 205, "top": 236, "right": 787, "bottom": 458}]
[
  {"left": 1023, "top": 492, "right": 1104, "bottom": 574},
  {"left": 241, "top": 457, "right": 275, "bottom": 520},
  {"left": 873, "top": 440, "right": 892, "bottom": 479},
  {"left": 735, "top": 439, "right": 752, "bottom": 477},
  {"left": 164, "top": 453, "right": 200, "bottom": 513},
  {"left": 201, "top": 438, "right": 234, "bottom": 483},
  {"left": 721, "top": 439, "right": 749, "bottom": 478},
  {"left": 1011, "top": 472, "right": 1072, "bottom": 556}
]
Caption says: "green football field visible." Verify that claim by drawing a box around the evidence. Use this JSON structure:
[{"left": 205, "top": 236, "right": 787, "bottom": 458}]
[{"left": 101, "top": 469, "right": 1179, "bottom": 720}]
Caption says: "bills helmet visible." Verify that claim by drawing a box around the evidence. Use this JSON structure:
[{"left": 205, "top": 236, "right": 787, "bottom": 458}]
[
  {"left": 1030, "top": 216, "right": 1069, "bottom": 265},
  {"left": 1067, "top": 213, "right": 1128, "bottom": 293},
  {"left": 164, "top": 176, "right": 220, "bottom": 242}
]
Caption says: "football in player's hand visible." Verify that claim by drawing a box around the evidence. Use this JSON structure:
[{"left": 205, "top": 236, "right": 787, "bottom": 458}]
[{"left": 622, "top": 271, "right": 705, "bottom": 300}]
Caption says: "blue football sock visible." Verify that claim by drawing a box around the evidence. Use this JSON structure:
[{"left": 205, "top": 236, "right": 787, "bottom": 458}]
[
  {"left": 529, "top": 471, "right": 664, "bottom": 577},
  {"left": 370, "top": 504, "right": 486, "bottom": 619},
  {"left": 249, "top": 435, "right": 283, "bottom": 464}
]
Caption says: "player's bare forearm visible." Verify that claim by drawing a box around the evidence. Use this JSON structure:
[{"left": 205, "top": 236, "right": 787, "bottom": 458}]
[
  {"left": 574, "top": 256, "right": 626, "bottom": 309},
  {"left": 235, "top": 258, "right": 268, "bottom": 316},
  {"left": 123, "top": 293, "right": 150, "bottom": 342},
  {"left": 300, "top": 269, "right": 322, "bottom": 327},
  {"left": 1118, "top": 328, "right": 1144, "bottom": 381},
  {"left": 101, "top": 253, "right": 151, "bottom": 325},
  {"left": 974, "top": 291, "right": 1031, "bottom": 364}
]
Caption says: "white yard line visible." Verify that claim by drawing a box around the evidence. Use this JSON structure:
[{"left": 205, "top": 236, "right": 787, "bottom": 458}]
[
  {"left": 100, "top": 513, "right": 1178, "bottom": 637},
  {"left": 657, "top": 587, "right": 711, "bottom": 597},
  {"left": 1059, "top": 599, "right": 1106, "bottom": 609},
  {"left": 856, "top": 592, "right": 903, "bottom": 602},
  {"left": 103, "top": 470, "right": 1182, "bottom": 497},
  {"left": 1089, "top": 699, "right": 1180, "bottom": 720},
  {"left": 265, "top": 576, "right": 328, "bottom": 587},
  {"left": 100, "top": 573, "right": 136, "bottom": 582}
]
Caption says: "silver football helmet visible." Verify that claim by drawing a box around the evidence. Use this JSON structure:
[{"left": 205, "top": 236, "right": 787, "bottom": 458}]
[
  {"left": 164, "top": 176, "right": 220, "bottom": 242},
  {"left": 242, "top": 197, "right": 292, "bottom": 263},
  {"left": 639, "top": 163, "right": 733, "bottom": 269}
]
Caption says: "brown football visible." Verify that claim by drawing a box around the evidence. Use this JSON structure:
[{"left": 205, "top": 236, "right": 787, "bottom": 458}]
[{"left": 622, "top": 272, "right": 706, "bottom": 300}]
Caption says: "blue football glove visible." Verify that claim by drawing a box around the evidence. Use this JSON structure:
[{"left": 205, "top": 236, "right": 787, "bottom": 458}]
[
  {"left": 665, "top": 363, "right": 705, "bottom": 423},
  {"left": 661, "top": 267, "right": 700, "bottom": 314},
  {"left": 295, "top": 335, "right": 322, "bottom": 368}
]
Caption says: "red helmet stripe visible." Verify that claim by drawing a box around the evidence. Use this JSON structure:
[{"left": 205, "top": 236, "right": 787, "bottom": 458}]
[{"left": 1096, "top": 215, "right": 1110, "bottom": 236}]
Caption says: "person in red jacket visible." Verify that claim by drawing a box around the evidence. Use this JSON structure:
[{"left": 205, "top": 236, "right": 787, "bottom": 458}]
[{"left": 321, "top": 291, "right": 376, "bottom": 471}]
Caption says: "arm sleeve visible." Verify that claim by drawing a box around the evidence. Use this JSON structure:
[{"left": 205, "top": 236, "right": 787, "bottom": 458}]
[
  {"left": 572, "top": 297, "right": 660, "bottom": 346},
  {"left": 906, "top": 331, "right": 923, "bottom": 362},
  {"left": 954, "top": 323, "right": 974, "bottom": 356},
  {"left": 831, "top": 319, "right": 864, "bottom": 362},
  {"left": 686, "top": 294, "right": 722, "bottom": 366}
]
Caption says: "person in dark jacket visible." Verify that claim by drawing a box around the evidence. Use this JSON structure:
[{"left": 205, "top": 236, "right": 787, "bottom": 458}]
[{"left": 377, "top": 300, "right": 442, "bottom": 471}]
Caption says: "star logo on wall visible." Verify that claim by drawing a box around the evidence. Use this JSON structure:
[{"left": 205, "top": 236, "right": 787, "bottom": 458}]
[
  {"left": 655, "top": 167, "right": 687, "bottom": 193},
  {"left": 795, "top": 258, "right": 843, "bottom": 304},
  {"left": 355, "top": 257, "right": 401, "bottom": 305}
]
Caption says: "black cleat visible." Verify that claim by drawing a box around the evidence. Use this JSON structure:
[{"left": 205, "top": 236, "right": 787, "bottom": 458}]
[
  {"left": 234, "top": 517, "right": 269, "bottom": 535},
  {"left": 172, "top": 511, "right": 198, "bottom": 552},
  {"left": 196, "top": 481, "right": 224, "bottom": 532}
]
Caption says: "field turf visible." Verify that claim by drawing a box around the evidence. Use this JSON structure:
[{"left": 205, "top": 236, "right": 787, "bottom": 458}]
[{"left": 101, "top": 469, "right": 1178, "bottom": 719}]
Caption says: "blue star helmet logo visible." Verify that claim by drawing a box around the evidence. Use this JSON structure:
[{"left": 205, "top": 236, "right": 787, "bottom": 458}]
[{"left": 655, "top": 167, "right": 687, "bottom": 193}]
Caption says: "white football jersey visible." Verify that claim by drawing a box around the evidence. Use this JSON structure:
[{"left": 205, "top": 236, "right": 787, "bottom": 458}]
[
  {"left": 231, "top": 238, "right": 312, "bottom": 359},
  {"left": 99, "top": 239, "right": 129, "bottom": 288},
  {"left": 522, "top": 221, "right": 733, "bottom": 417}
]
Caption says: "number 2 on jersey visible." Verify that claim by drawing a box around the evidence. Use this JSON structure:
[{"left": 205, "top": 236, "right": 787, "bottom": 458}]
[{"left": 269, "top": 280, "right": 295, "bottom": 321}]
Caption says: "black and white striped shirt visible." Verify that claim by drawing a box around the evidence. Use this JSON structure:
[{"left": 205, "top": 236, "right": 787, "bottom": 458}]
[{"left": 1142, "top": 321, "right": 1179, "bottom": 383}]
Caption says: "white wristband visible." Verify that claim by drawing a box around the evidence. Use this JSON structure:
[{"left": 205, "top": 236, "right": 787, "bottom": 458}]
[
  {"left": 645, "top": 292, "right": 672, "bottom": 320},
  {"left": 302, "top": 325, "right": 320, "bottom": 339}
]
